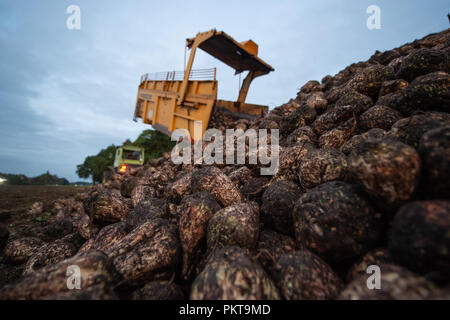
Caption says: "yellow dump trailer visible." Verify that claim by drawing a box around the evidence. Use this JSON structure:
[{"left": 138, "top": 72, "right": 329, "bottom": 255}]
[{"left": 133, "top": 29, "right": 274, "bottom": 140}]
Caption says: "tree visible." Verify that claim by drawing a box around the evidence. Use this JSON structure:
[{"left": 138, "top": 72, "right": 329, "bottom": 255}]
[
  {"left": 76, "top": 129, "right": 175, "bottom": 183},
  {"left": 76, "top": 145, "right": 116, "bottom": 184},
  {"left": 133, "top": 130, "right": 175, "bottom": 161},
  {"left": 30, "top": 171, "right": 69, "bottom": 185},
  {"left": 76, "top": 156, "right": 95, "bottom": 183},
  {"left": 0, "top": 171, "right": 69, "bottom": 185}
]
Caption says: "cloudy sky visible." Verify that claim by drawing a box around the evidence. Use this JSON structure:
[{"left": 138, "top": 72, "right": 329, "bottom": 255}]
[{"left": 0, "top": 0, "right": 448, "bottom": 181}]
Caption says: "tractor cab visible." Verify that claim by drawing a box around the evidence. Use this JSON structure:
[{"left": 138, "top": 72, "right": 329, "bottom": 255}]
[{"left": 113, "top": 145, "right": 144, "bottom": 174}]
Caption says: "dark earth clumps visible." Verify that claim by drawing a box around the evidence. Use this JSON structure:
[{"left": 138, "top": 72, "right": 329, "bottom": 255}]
[
  {"left": 418, "top": 126, "right": 450, "bottom": 198},
  {"left": 271, "top": 250, "right": 343, "bottom": 300},
  {"left": 1, "top": 28, "right": 449, "bottom": 300},
  {"left": 261, "top": 180, "right": 301, "bottom": 236},
  {"left": 130, "top": 281, "right": 185, "bottom": 300},
  {"left": 348, "top": 139, "right": 421, "bottom": 210},
  {"left": 293, "top": 181, "right": 385, "bottom": 264},
  {"left": 207, "top": 202, "right": 259, "bottom": 252},
  {"left": 388, "top": 201, "right": 450, "bottom": 285},
  {"left": 190, "top": 246, "right": 280, "bottom": 300}
]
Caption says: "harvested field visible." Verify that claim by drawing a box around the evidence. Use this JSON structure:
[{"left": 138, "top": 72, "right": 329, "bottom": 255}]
[
  {"left": 0, "top": 186, "right": 87, "bottom": 287},
  {"left": 1, "top": 28, "right": 449, "bottom": 300}
]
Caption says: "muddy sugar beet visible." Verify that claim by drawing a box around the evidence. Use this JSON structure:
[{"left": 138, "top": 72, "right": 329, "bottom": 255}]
[{"left": 1, "top": 28, "right": 449, "bottom": 300}]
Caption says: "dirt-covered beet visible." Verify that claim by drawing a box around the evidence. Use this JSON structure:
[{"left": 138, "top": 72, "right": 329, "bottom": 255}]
[
  {"left": 386, "top": 112, "right": 450, "bottom": 149},
  {"left": 318, "top": 118, "right": 356, "bottom": 150},
  {"left": 3, "top": 237, "right": 45, "bottom": 264},
  {"left": 305, "top": 91, "right": 328, "bottom": 112},
  {"left": 280, "top": 105, "right": 316, "bottom": 136},
  {"left": 44, "top": 282, "right": 118, "bottom": 300},
  {"left": 334, "top": 89, "right": 374, "bottom": 115},
  {"left": 261, "top": 180, "right": 301, "bottom": 236},
  {"left": 29, "top": 215, "right": 74, "bottom": 243},
  {"left": 0, "top": 250, "right": 120, "bottom": 300},
  {"left": 282, "top": 126, "right": 317, "bottom": 147},
  {"left": 190, "top": 246, "right": 280, "bottom": 300},
  {"left": 293, "top": 181, "right": 385, "bottom": 264},
  {"left": 399, "top": 72, "right": 450, "bottom": 115},
  {"left": 104, "top": 218, "right": 180, "bottom": 287},
  {"left": 375, "top": 92, "right": 404, "bottom": 111},
  {"left": 345, "top": 64, "right": 395, "bottom": 100},
  {"left": 83, "top": 189, "right": 131, "bottom": 223},
  {"left": 227, "top": 166, "right": 252, "bottom": 187},
  {"left": 299, "top": 80, "right": 321, "bottom": 94},
  {"left": 178, "top": 191, "right": 221, "bottom": 280},
  {"left": 120, "top": 176, "right": 141, "bottom": 198},
  {"left": 130, "top": 281, "right": 185, "bottom": 300},
  {"left": 191, "top": 166, "right": 242, "bottom": 207},
  {"left": 339, "top": 264, "right": 440, "bottom": 300},
  {"left": 418, "top": 126, "right": 450, "bottom": 198},
  {"left": 164, "top": 172, "right": 192, "bottom": 204},
  {"left": 0, "top": 223, "right": 9, "bottom": 252},
  {"left": 340, "top": 128, "right": 386, "bottom": 155},
  {"left": 272, "top": 143, "right": 314, "bottom": 182},
  {"left": 271, "top": 250, "right": 343, "bottom": 300},
  {"left": 370, "top": 49, "right": 401, "bottom": 65},
  {"left": 76, "top": 222, "right": 131, "bottom": 256},
  {"left": 348, "top": 139, "right": 421, "bottom": 209},
  {"left": 131, "top": 185, "right": 157, "bottom": 207},
  {"left": 24, "top": 233, "right": 84, "bottom": 275},
  {"left": 207, "top": 202, "right": 259, "bottom": 253},
  {"left": 396, "top": 48, "right": 449, "bottom": 82},
  {"left": 358, "top": 105, "right": 402, "bottom": 131},
  {"left": 388, "top": 201, "right": 450, "bottom": 284},
  {"left": 256, "top": 230, "right": 297, "bottom": 275},
  {"left": 125, "top": 202, "right": 167, "bottom": 228},
  {"left": 298, "top": 149, "right": 348, "bottom": 190},
  {"left": 139, "top": 197, "right": 169, "bottom": 214},
  {"left": 2, "top": 28, "right": 449, "bottom": 301},
  {"left": 313, "top": 105, "right": 356, "bottom": 136},
  {"left": 346, "top": 248, "right": 394, "bottom": 282},
  {"left": 378, "top": 79, "right": 409, "bottom": 97},
  {"left": 240, "top": 177, "right": 270, "bottom": 204}
]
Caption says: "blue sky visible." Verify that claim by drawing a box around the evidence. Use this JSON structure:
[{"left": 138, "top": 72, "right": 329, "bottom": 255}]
[{"left": 0, "top": 0, "right": 448, "bottom": 181}]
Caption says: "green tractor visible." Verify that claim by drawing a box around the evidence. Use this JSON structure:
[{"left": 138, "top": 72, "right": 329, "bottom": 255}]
[
  {"left": 114, "top": 145, "right": 145, "bottom": 173},
  {"left": 103, "top": 145, "right": 145, "bottom": 183}
]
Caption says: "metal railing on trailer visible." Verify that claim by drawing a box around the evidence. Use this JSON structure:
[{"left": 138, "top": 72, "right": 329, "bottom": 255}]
[{"left": 140, "top": 67, "right": 216, "bottom": 83}]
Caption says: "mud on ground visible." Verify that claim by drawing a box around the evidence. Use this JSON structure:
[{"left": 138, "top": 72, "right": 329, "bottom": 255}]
[{"left": 0, "top": 186, "right": 87, "bottom": 287}]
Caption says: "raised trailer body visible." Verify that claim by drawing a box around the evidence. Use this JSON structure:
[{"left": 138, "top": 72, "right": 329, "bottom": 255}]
[{"left": 134, "top": 29, "right": 274, "bottom": 140}]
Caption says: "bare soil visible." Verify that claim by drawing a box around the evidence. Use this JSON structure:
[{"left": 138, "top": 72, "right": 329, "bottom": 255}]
[{"left": 0, "top": 185, "right": 87, "bottom": 287}]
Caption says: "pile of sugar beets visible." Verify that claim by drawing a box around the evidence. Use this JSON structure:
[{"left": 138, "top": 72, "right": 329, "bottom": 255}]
[{"left": 1, "top": 29, "right": 449, "bottom": 300}]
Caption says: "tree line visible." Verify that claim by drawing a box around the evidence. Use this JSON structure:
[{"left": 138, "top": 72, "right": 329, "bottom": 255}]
[
  {"left": 0, "top": 171, "right": 70, "bottom": 186},
  {"left": 76, "top": 129, "right": 175, "bottom": 184}
]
